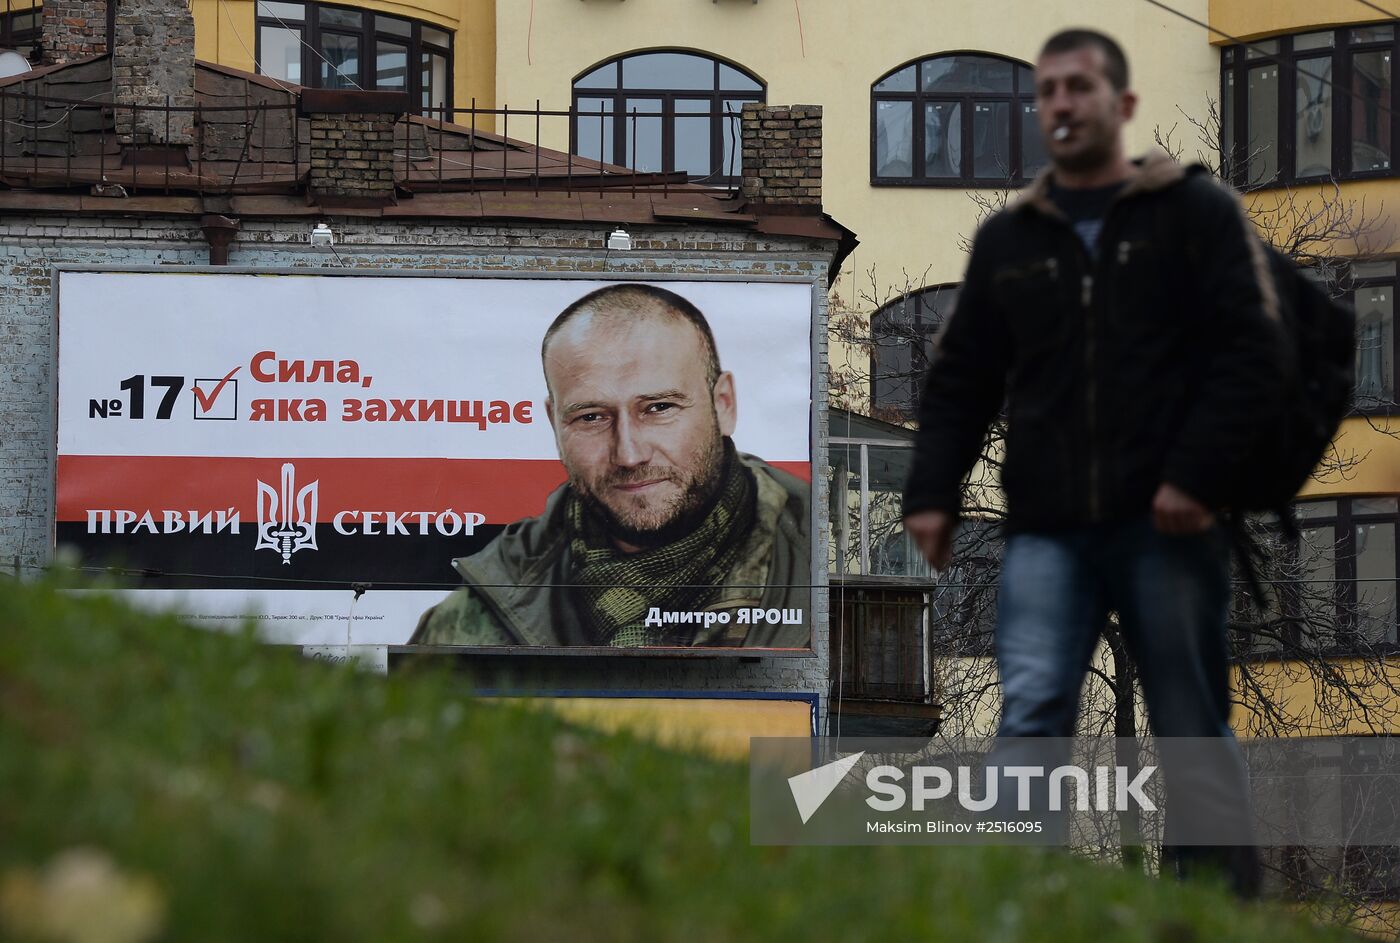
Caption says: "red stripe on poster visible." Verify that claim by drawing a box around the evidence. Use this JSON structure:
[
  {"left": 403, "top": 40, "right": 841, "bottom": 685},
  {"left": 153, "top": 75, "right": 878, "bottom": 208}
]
[{"left": 55, "top": 456, "right": 813, "bottom": 523}]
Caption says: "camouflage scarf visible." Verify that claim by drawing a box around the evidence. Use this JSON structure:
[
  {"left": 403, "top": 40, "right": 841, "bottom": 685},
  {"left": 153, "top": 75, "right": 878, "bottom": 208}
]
[{"left": 567, "top": 442, "right": 756, "bottom": 646}]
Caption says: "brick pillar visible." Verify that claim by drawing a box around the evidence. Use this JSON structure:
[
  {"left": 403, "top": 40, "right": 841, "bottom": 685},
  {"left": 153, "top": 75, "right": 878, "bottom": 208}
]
[
  {"left": 41, "top": 0, "right": 107, "bottom": 65},
  {"left": 740, "top": 104, "right": 822, "bottom": 210},
  {"left": 112, "top": 0, "right": 195, "bottom": 146},
  {"left": 301, "top": 90, "right": 405, "bottom": 205}
]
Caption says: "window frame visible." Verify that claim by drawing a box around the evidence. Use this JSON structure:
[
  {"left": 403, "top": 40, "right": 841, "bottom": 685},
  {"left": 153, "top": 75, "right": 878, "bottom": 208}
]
[
  {"left": 1350, "top": 258, "right": 1398, "bottom": 413},
  {"left": 1221, "top": 24, "right": 1399, "bottom": 189},
  {"left": 1235, "top": 496, "right": 1400, "bottom": 657},
  {"left": 418, "top": 26, "right": 452, "bottom": 116},
  {"left": 870, "top": 51, "right": 1042, "bottom": 187},
  {"left": 0, "top": 2, "right": 40, "bottom": 56},
  {"left": 568, "top": 50, "right": 765, "bottom": 184},
  {"left": 253, "top": 1, "right": 453, "bottom": 115},
  {"left": 831, "top": 586, "right": 932, "bottom": 703}
]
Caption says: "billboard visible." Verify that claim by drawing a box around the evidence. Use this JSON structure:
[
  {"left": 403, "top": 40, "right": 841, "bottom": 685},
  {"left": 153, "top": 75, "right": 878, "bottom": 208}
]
[{"left": 54, "top": 271, "right": 815, "bottom": 651}]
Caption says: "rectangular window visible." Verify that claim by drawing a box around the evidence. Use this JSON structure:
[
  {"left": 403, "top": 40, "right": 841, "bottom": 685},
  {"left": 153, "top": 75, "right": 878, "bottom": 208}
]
[
  {"left": 721, "top": 98, "right": 747, "bottom": 178},
  {"left": 1021, "top": 102, "right": 1048, "bottom": 178},
  {"left": 574, "top": 97, "right": 614, "bottom": 165},
  {"left": 828, "top": 443, "right": 861, "bottom": 577},
  {"left": 1247, "top": 64, "right": 1280, "bottom": 185},
  {"left": 376, "top": 41, "right": 408, "bottom": 90},
  {"left": 1295, "top": 31, "right": 1336, "bottom": 51},
  {"left": 874, "top": 100, "right": 913, "bottom": 177},
  {"left": 1300, "top": 523, "right": 1339, "bottom": 636},
  {"left": 258, "top": 25, "right": 302, "bottom": 84},
  {"left": 318, "top": 6, "right": 360, "bottom": 29},
  {"left": 1351, "top": 50, "right": 1392, "bottom": 172},
  {"left": 1298, "top": 499, "right": 1340, "bottom": 519},
  {"left": 972, "top": 101, "right": 1012, "bottom": 179},
  {"left": 7, "top": 8, "right": 38, "bottom": 34},
  {"left": 1295, "top": 57, "right": 1333, "bottom": 177},
  {"left": 866, "top": 446, "right": 928, "bottom": 578},
  {"left": 1355, "top": 520, "right": 1397, "bottom": 644},
  {"left": 923, "top": 101, "right": 961, "bottom": 178},
  {"left": 834, "top": 587, "right": 929, "bottom": 701},
  {"left": 672, "top": 99, "right": 711, "bottom": 178},
  {"left": 1352, "top": 25, "right": 1395, "bottom": 44},
  {"left": 421, "top": 51, "right": 448, "bottom": 114},
  {"left": 1223, "top": 69, "right": 1236, "bottom": 176},
  {"left": 319, "top": 32, "right": 359, "bottom": 89},
  {"left": 872, "top": 320, "right": 916, "bottom": 415},
  {"left": 257, "top": 1, "right": 303, "bottom": 19},
  {"left": 622, "top": 97, "right": 663, "bottom": 173},
  {"left": 1354, "top": 283, "right": 1394, "bottom": 401},
  {"left": 375, "top": 15, "right": 410, "bottom": 37}
]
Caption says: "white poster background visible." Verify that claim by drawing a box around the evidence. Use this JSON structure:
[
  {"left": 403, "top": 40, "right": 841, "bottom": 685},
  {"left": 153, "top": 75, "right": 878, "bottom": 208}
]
[{"left": 57, "top": 272, "right": 812, "bottom": 461}]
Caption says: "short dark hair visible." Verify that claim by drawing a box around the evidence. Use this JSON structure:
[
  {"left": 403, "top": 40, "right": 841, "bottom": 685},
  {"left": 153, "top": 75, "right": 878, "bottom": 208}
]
[
  {"left": 541, "top": 283, "right": 722, "bottom": 390},
  {"left": 1040, "top": 29, "right": 1130, "bottom": 92}
]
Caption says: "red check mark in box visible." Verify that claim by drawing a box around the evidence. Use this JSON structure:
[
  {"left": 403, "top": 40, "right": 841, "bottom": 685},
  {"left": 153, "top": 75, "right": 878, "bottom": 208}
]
[{"left": 192, "top": 367, "right": 240, "bottom": 420}]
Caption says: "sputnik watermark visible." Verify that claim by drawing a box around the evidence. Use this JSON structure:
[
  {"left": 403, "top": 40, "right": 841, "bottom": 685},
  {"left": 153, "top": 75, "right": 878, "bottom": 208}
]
[
  {"left": 750, "top": 737, "right": 1304, "bottom": 846},
  {"left": 865, "top": 762, "right": 1157, "bottom": 813},
  {"left": 787, "top": 752, "right": 1156, "bottom": 825}
]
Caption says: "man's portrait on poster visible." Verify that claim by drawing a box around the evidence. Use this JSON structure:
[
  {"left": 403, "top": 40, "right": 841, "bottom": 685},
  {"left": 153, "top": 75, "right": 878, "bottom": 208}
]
[{"left": 412, "top": 282, "right": 811, "bottom": 649}]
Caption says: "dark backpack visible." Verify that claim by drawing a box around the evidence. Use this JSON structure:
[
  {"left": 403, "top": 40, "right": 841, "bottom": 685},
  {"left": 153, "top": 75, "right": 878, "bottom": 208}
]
[
  {"left": 1224, "top": 244, "right": 1355, "bottom": 609},
  {"left": 1171, "top": 167, "right": 1356, "bottom": 519},
  {"left": 1235, "top": 244, "right": 1356, "bottom": 517}
]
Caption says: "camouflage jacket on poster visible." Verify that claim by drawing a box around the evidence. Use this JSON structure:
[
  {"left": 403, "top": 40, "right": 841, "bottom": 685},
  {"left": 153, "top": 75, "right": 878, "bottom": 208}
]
[{"left": 409, "top": 454, "right": 811, "bottom": 648}]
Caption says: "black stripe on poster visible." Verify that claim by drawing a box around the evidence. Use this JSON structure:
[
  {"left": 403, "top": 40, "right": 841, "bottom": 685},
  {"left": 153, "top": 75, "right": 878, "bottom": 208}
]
[{"left": 55, "top": 523, "right": 506, "bottom": 589}]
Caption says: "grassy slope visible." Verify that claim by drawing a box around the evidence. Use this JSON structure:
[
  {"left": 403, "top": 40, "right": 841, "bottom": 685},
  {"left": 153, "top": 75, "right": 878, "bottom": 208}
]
[{"left": 0, "top": 578, "right": 1356, "bottom": 943}]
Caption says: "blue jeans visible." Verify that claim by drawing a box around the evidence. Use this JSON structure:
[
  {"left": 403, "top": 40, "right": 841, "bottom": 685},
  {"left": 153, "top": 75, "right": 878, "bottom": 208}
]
[
  {"left": 992, "top": 515, "right": 1258, "bottom": 891},
  {"left": 997, "top": 515, "right": 1234, "bottom": 741}
]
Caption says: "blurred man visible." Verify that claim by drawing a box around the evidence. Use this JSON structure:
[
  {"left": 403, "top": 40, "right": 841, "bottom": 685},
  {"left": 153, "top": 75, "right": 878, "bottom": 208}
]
[
  {"left": 903, "top": 29, "right": 1277, "bottom": 895},
  {"left": 412, "top": 283, "right": 810, "bottom": 648}
]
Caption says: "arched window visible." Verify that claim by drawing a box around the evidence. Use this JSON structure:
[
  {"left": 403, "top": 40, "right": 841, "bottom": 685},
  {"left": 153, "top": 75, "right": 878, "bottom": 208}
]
[
  {"left": 871, "top": 53, "right": 1046, "bottom": 186},
  {"left": 571, "top": 50, "right": 765, "bottom": 183},
  {"left": 870, "top": 284, "right": 960, "bottom": 418}
]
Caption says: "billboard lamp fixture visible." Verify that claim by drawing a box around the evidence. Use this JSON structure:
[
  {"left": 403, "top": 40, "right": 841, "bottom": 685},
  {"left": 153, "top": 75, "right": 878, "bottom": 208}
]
[
  {"left": 606, "top": 228, "right": 632, "bottom": 251},
  {"left": 310, "top": 222, "right": 335, "bottom": 248}
]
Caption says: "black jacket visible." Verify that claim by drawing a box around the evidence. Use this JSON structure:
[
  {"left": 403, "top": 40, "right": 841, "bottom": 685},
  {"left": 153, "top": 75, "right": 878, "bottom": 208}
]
[{"left": 903, "top": 152, "right": 1282, "bottom": 532}]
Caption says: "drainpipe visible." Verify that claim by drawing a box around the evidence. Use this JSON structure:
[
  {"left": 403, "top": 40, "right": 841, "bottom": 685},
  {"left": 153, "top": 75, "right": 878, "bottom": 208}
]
[{"left": 200, "top": 214, "right": 240, "bottom": 266}]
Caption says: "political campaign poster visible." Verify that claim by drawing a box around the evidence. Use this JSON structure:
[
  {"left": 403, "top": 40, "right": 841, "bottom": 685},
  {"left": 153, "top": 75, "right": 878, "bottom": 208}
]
[{"left": 55, "top": 271, "right": 815, "bottom": 651}]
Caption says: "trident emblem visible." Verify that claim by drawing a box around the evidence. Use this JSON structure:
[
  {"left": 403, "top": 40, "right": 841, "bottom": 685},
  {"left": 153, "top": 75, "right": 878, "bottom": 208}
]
[{"left": 255, "top": 463, "right": 319, "bottom": 564}]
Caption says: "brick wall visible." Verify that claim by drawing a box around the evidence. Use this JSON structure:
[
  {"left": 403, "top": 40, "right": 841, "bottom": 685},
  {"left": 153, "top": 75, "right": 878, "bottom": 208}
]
[
  {"left": 111, "top": 0, "right": 196, "bottom": 146},
  {"left": 41, "top": 0, "right": 107, "bottom": 64},
  {"left": 0, "top": 215, "right": 834, "bottom": 727},
  {"left": 308, "top": 114, "right": 398, "bottom": 201},
  {"left": 741, "top": 104, "right": 822, "bottom": 208}
]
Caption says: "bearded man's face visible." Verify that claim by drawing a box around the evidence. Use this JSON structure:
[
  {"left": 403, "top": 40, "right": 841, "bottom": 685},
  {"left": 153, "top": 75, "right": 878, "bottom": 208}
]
[{"left": 545, "top": 309, "right": 736, "bottom": 548}]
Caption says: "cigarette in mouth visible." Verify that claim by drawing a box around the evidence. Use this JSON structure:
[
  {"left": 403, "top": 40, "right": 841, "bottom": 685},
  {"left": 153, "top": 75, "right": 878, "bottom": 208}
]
[{"left": 1053, "top": 126, "right": 1071, "bottom": 141}]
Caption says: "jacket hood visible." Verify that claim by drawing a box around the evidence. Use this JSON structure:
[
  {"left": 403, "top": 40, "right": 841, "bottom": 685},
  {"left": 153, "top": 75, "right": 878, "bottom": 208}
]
[{"left": 1008, "top": 149, "right": 1198, "bottom": 218}]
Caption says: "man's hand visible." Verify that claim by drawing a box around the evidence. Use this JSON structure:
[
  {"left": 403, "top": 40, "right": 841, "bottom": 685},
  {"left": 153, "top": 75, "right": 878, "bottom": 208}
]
[
  {"left": 904, "top": 509, "right": 957, "bottom": 571},
  {"left": 1152, "top": 482, "right": 1215, "bottom": 535}
]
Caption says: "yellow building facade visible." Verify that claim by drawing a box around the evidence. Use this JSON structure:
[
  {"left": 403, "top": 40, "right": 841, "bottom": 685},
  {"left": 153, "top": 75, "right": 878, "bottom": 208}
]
[
  {"left": 1205, "top": 1, "right": 1400, "bottom": 749},
  {"left": 492, "top": 0, "right": 1215, "bottom": 349}
]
